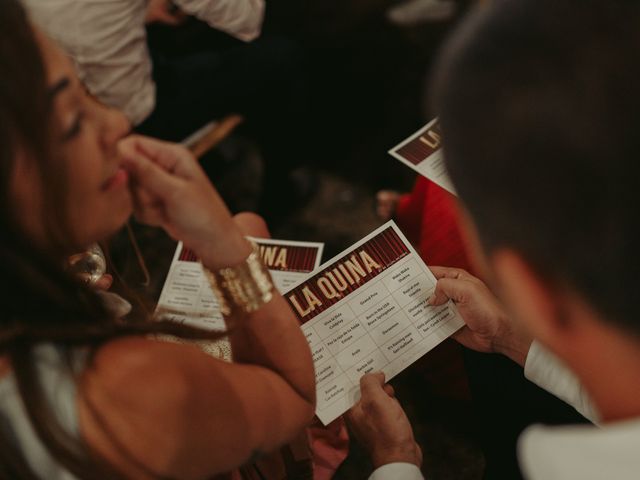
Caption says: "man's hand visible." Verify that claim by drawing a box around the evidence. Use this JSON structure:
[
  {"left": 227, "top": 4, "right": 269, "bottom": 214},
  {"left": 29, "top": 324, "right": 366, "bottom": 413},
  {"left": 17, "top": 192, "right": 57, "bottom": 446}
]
[
  {"left": 428, "top": 266, "right": 532, "bottom": 366},
  {"left": 346, "top": 373, "right": 422, "bottom": 469},
  {"left": 145, "top": 0, "right": 186, "bottom": 26}
]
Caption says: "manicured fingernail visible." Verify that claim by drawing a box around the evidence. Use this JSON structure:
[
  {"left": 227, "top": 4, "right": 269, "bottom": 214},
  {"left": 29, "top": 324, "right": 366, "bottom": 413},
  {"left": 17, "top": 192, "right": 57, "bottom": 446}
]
[{"left": 427, "top": 294, "right": 436, "bottom": 305}]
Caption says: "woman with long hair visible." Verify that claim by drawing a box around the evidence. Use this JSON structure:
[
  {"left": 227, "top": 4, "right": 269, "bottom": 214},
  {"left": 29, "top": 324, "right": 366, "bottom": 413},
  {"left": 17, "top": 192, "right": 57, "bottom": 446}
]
[{"left": 0, "top": 1, "right": 315, "bottom": 478}]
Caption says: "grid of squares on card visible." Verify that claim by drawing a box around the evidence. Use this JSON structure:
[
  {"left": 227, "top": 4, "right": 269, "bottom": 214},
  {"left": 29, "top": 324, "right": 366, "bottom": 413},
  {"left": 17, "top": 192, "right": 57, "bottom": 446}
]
[{"left": 283, "top": 221, "right": 464, "bottom": 425}]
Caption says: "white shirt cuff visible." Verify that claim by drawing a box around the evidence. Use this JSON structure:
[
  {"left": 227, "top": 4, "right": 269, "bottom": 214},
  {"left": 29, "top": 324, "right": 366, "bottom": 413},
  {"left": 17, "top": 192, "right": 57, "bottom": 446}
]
[
  {"left": 369, "top": 462, "right": 424, "bottom": 480},
  {"left": 524, "top": 341, "right": 598, "bottom": 423}
]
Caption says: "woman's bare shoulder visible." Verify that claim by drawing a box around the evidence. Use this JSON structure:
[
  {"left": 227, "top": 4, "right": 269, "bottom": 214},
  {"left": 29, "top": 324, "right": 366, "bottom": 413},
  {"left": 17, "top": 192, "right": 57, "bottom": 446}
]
[
  {"left": 78, "top": 337, "right": 234, "bottom": 478},
  {"left": 84, "top": 336, "right": 221, "bottom": 390}
]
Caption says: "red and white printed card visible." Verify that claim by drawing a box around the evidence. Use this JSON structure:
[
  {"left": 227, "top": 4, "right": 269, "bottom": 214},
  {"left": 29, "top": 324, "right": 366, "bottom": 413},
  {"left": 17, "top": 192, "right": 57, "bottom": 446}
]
[
  {"left": 155, "top": 238, "right": 324, "bottom": 331},
  {"left": 285, "top": 221, "right": 464, "bottom": 425},
  {"left": 248, "top": 237, "right": 325, "bottom": 293},
  {"left": 389, "top": 117, "right": 457, "bottom": 196}
]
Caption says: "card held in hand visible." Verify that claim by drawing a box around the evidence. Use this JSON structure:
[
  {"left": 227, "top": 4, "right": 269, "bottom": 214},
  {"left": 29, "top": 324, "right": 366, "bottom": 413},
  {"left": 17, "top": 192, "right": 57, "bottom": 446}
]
[{"left": 284, "top": 220, "right": 464, "bottom": 425}]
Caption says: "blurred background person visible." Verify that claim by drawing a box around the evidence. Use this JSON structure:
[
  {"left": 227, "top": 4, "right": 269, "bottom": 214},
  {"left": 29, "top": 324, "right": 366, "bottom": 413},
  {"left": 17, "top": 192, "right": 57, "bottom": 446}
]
[{"left": 23, "top": 0, "right": 312, "bottom": 221}]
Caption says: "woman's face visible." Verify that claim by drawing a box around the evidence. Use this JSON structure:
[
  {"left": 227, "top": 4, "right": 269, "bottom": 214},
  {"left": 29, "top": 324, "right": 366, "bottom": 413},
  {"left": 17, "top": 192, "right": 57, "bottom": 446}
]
[{"left": 11, "top": 32, "right": 133, "bottom": 252}]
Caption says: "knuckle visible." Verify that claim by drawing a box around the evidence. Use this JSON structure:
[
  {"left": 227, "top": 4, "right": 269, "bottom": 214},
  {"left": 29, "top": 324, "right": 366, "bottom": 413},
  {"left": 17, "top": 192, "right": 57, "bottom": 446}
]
[{"left": 453, "top": 267, "right": 468, "bottom": 278}]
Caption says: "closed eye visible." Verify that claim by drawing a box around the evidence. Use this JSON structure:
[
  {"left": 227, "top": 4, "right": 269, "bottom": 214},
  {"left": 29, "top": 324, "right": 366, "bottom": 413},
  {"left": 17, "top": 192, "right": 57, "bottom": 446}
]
[{"left": 61, "top": 111, "right": 85, "bottom": 142}]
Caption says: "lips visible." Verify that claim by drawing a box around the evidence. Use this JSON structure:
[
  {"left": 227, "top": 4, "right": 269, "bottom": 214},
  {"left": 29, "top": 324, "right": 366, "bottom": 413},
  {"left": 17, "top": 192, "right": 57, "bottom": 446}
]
[{"left": 101, "top": 167, "right": 129, "bottom": 192}]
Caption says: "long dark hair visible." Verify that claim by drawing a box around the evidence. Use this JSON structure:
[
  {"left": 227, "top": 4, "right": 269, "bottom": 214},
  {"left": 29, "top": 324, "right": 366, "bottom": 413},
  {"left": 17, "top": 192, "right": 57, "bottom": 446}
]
[{"left": 0, "top": 2, "right": 225, "bottom": 478}]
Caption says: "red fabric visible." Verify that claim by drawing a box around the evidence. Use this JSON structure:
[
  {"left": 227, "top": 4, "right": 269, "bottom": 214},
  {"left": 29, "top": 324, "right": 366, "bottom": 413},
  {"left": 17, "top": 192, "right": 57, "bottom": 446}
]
[
  {"left": 309, "top": 418, "right": 350, "bottom": 480},
  {"left": 396, "top": 177, "right": 471, "bottom": 272},
  {"left": 395, "top": 177, "right": 473, "bottom": 402}
]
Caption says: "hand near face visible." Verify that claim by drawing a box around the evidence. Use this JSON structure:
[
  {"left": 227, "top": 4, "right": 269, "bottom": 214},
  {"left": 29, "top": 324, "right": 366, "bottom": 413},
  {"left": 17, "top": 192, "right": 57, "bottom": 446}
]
[
  {"left": 119, "top": 136, "right": 250, "bottom": 269},
  {"left": 428, "top": 266, "right": 532, "bottom": 366},
  {"left": 346, "top": 373, "right": 422, "bottom": 469},
  {"left": 145, "top": 0, "right": 186, "bottom": 26}
]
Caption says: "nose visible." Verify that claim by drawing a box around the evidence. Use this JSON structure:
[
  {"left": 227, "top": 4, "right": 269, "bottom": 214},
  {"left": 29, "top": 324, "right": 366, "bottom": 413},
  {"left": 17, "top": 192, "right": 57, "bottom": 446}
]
[{"left": 100, "top": 104, "right": 131, "bottom": 152}]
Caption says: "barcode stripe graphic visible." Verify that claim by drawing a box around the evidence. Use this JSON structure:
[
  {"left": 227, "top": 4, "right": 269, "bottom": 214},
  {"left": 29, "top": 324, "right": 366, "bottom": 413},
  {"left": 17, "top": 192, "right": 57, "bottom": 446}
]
[
  {"left": 178, "top": 246, "right": 198, "bottom": 262},
  {"left": 257, "top": 243, "right": 319, "bottom": 272},
  {"left": 286, "top": 227, "right": 410, "bottom": 324},
  {"left": 395, "top": 121, "right": 442, "bottom": 166},
  {"left": 178, "top": 243, "right": 319, "bottom": 272}
]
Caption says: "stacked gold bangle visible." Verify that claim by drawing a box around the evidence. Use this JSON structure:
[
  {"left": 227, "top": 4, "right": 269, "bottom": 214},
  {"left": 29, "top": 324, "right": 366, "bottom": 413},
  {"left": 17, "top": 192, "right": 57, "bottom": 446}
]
[{"left": 203, "top": 241, "right": 274, "bottom": 316}]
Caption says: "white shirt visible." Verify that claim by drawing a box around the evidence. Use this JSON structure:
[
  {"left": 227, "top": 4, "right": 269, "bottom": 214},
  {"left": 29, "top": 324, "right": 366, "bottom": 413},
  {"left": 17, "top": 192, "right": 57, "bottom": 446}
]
[
  {"left": 368, "top": 341, "right": 640, "bottom": 479},
  {"left": 24, "top": 0, "right": 264, "bottom": 125},
  {"left": 369, "top": 463, "right": 423, "bottom": 480},
  {"left": 518, "top": 418, "right": 640, "bottom": 480},
  {"left": 523, "top": 341, "right": 598, "bottom": 423}
]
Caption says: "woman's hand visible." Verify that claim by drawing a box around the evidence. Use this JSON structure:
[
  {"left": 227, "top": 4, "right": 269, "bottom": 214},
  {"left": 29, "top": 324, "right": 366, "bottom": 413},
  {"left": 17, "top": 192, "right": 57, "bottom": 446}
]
[
  {"left": 145, "top": 0, "right": 186, "bottom": 25},
  {"left": 428, "top": 266, "right": 532, "bottom": 366},
  {"left": 119, "top": 136, "right": 250, "bottom": 269}
]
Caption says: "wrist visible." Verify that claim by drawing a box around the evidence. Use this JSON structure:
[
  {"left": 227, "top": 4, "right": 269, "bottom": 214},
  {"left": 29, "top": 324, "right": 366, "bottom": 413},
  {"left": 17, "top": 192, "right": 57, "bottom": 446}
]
[
  {"left": 202, "top": 240, "right": 275, "bottom": 317},
  {"left": 371, "top": 445, "right": 421, "bottom": 469},
  {"left": 195, "top": 229, "right": 253, "bottom": 271},
  {"left": 491, "top": 320, "right": 532, "bottom": 366}
]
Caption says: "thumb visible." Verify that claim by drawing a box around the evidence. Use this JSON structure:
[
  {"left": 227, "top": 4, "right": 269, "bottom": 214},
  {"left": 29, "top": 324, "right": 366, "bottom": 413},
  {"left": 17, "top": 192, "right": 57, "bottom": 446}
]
[
  {"left": 428, "top": 277, "right": 471, "bottom": 306},
  {"left": 359, "top": 372, "right": 388, "bottom": 402}
]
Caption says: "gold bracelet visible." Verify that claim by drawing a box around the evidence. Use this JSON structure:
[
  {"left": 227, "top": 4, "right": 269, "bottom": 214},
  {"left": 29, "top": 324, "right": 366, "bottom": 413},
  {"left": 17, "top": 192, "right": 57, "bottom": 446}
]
[{"left": 203, "top": 241, "right": 274, "bottom": 316}]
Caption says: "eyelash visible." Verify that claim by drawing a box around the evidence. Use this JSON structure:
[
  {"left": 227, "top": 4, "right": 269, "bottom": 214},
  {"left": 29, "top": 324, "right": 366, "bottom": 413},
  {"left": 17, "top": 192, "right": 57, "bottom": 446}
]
[{"left": 63, "top": 111, "right": 85, "bottom": 141}]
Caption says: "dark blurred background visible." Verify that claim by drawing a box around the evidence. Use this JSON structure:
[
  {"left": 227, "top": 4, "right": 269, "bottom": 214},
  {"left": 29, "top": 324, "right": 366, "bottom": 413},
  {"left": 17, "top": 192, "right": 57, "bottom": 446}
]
[{"left": 122, "top": 1, "right": 486, "bottom": 478}]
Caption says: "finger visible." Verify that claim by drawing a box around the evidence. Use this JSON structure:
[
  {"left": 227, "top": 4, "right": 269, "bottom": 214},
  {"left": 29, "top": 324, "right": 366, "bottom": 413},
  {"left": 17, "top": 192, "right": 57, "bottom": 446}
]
[
  {"left": 132, "top": 206, "right": 164, "bottom": 227},
  {"left": 129, "top": 135, "right": 199, "bottom": 178},
  {"left": 130, "top": 183, "right": 161, "bottom": 215},
  {"left": 345, "top": 402, "right": 359, "bottom": 419},
  {"left": 359, "top": 372, "right": 390, "bottom": 402},
  {"left": 120, "top": 136, "right": 180, "bottom": 173},
  {"left": 118, "top": 136, "right": 144, "bottom": 163},
  {"left": 429, "top": 266, "right": 458, "bottom": 278},
  {"left": 428, "top": 277, "right": 473, "bottom": 306},
  {"left": 93, "top": 274, "right": 113, "bottom": 291},
  {"left": 360, "top": 371, "right": 385, "bottom": 390},
  {"left": 130, "top": 192, "right": 165, "bottom": 226},
  {"left": 383, "top": 384, "right": 395, "bottom": 398},
  {"left": 345, "top": 399, "right": 364, "bottom": 424},
  {"left": 430, "top": 266, "right": 476, "bottom": 282},
  {"left": 121, "top": 147, "right": 182, "bottom": 197},
  {"left": 130, "top": 186, "right": 156, "bottom": 210},
  {"left": 128, "top": 184, "right": 166, "bottom": 226}
]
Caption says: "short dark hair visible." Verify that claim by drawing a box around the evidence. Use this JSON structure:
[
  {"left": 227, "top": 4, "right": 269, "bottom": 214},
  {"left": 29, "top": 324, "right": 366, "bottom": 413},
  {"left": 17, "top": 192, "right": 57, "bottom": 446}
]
[{"left": 432, "top": 0, "right": 640, "bottom": 334}]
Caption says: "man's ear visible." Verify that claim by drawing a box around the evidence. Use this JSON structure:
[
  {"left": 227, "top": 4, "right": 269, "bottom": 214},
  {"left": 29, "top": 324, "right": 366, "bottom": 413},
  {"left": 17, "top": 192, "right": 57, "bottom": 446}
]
[{"left": 490, "top": 249, "right": 573, "bottom": 351}]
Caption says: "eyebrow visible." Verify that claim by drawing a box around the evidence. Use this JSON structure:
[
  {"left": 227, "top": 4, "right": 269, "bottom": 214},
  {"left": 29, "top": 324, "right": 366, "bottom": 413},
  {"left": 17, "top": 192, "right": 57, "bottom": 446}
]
[{"left": 47, "top": 77, "right": 70, "bottom": 99}]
